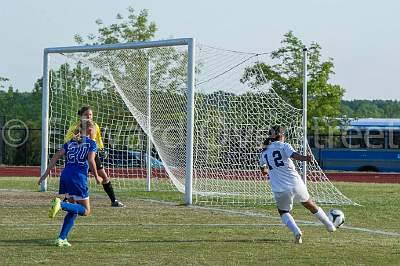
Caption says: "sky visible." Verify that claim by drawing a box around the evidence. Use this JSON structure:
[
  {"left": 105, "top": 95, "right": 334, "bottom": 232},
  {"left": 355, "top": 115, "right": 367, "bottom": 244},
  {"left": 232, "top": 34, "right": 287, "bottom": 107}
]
[{"left": 0, "top": 0, "right": 399, "bottom": 100}]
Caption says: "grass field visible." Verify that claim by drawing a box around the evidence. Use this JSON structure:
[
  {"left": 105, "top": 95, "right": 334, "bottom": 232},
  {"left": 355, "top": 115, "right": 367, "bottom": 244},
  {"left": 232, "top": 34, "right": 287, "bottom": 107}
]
[{"left": 1, "top": 177, "right": 400, "bottom": 265}]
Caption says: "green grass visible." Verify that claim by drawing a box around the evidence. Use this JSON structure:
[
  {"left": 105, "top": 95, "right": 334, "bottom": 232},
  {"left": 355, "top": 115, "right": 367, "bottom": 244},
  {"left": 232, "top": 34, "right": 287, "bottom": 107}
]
[{"left": 1, "top": 177, "right": 400, "bottom": 265}]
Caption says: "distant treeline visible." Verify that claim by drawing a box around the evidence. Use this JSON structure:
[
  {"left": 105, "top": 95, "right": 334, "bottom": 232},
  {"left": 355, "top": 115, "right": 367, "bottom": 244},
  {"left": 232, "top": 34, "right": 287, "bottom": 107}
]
[
  {"left": 0, "top": 81, "right": 42, "bottom": 128},
  {"left": 341, "top": 100, "right": 400, "bottom": 118},
  {"left": 0, "top": 86, "right": 399, "bottom": 166},
  {"left": 0, "top": 88, "right": 399, "bottom": 129},
  {"left": 0, "top": 82, "right": 41, "bottom": 166}
]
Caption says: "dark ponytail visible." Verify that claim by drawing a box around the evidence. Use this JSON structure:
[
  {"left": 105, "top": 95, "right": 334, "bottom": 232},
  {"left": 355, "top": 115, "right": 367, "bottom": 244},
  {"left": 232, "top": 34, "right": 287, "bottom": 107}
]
[
  {"left": 262, "top": 125, "right": 285, "bottom": 151},
  {"left": 263, "top": 138, "right": 274, "bottom": 146},
  {"left": 268, "top": 125, "right": 285, "bottom": 140},
  {"left": 261, "top": 137, "right": 274, "bottom": 151}
]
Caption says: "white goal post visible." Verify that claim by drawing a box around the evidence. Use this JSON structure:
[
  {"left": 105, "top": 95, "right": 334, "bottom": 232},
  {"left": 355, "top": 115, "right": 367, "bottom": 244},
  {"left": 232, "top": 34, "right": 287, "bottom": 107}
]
[
  {"left": 40, "top": 38, "right": 196, "bottom": 204},
  {"left": 40, "top": 38, "right": 355, "bottom": 206}
]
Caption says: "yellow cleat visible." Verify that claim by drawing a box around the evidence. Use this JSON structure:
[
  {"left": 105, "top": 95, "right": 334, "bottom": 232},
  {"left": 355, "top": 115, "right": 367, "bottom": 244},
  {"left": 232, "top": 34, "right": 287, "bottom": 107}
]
[{"left": 48, "top": 197, "right": 61, "bottom": 218}]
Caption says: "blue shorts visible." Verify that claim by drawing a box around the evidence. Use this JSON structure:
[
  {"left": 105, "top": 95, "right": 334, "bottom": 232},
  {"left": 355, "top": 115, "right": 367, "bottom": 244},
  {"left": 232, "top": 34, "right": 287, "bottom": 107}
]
[{"left": 59, "top": 171, "right": 89, "bottom": 199}]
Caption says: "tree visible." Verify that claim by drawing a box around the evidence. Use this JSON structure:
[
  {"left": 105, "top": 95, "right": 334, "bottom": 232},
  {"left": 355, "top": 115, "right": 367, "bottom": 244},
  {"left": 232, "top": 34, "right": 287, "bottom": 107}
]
[
  {"left": 0, "top": 76, "right": 10, "bottom": 90},
  {"left": 74, "top": 7, "right": 156, "bottom": 45},
  {"left": 241, "top": 31, "right": 345, "bottom": 131}
]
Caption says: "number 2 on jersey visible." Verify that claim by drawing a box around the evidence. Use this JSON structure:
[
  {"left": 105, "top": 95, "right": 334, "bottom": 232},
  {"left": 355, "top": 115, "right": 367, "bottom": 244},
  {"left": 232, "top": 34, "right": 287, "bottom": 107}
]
[
  {"left": 264, "top": 150, "right": 284, "bottom": 170},
  {"left": 67, "top": 143, "right": 89, "bottom": 164},
  {"left": 272, "top": 150, "right": 284, "bottom": 167}
]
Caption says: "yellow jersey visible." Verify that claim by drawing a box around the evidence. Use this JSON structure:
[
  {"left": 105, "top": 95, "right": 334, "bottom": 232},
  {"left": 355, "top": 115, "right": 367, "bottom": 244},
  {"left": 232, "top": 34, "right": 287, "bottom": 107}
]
[{"left": 64, "top": 121, "right": 104, "bottom": 150}]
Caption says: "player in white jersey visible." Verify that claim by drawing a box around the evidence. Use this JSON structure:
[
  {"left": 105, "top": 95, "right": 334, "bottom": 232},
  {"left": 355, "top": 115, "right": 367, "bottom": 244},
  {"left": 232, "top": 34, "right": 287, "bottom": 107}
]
[{"left": 259, "top": 125, "right": 336, "bottom": 244}]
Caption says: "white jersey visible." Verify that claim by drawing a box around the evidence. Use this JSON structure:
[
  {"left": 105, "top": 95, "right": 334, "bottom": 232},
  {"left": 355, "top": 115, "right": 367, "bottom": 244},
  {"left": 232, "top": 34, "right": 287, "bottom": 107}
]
[{"left": 259, "top": 141, "right": 304, "bottom": 192}]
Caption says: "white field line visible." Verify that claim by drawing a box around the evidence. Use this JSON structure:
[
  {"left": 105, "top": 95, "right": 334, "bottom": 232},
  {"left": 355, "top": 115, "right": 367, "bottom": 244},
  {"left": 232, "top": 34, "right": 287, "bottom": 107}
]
[
  {"left": 2, "top": 222, "right": 400, "bottom": 237},
  {"left": 1, "top": 223, "right": 287, "bottom": 227},
  {"left": 0, "top": 188, "right": 30, "bottom": 192},
  {"left": 140, "top": 198, "right": 400, "bottom": 237},
  {"left": 1, "top": 190, "right": 399, "bottom": 237}
]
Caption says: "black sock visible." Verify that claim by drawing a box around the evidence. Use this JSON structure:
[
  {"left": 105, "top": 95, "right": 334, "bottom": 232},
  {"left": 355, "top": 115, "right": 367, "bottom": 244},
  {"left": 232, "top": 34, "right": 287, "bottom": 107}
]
[{"left": 103, "top": 182, "right": 116, "bottom": 203}]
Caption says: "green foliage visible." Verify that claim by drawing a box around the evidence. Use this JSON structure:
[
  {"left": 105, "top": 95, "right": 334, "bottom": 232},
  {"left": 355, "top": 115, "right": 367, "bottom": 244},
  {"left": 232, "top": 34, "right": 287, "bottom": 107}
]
[
  {"left": 0, "top": 78, "right": 41, "bottom": 165},
  {"left": 74, "top": 7, "right": 156, "bottom": 45},
  {"left": 341, "top": 100, "right": 400, "bottom": 118},
  {"left": 0, "top": 76, "right": 10, "bottom": 89},
  {"left": 0, "top": 82, "right": 41, "bottom": 128},
  {"left": 241, "top": 31, "right": 345, "bottom": 130}
]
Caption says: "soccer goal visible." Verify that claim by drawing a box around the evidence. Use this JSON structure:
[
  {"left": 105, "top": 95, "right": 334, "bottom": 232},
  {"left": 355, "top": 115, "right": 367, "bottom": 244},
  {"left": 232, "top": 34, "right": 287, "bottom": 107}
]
[{"left": 41, "top": 38, "right": 355, "bottom": 206}]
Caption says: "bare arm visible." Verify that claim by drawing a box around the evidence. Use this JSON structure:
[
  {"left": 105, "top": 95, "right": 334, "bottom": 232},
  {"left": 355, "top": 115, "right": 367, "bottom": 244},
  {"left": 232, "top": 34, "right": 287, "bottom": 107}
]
[
  {"left": 260, "top": 165, "right": 269, "bottom": 176},
  {"left": 37, "top": 149, "right": 65, "bottom": 185},
  {"left": 88, "top": 151, "right": 102, "bottom": 184},
  {"left": 291, "top": 152, "right": 313, "bottom": 162}
]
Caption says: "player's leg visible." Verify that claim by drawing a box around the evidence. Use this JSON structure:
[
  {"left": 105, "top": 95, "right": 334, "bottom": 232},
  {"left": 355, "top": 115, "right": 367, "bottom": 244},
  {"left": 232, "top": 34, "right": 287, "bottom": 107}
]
[
  {"left": 75, "top": 198, "right": 91, "bottom": 216},
  {"left": 99, "top": 169, "right": 124, "bottom": 207},
  {"left": 294, "top": 182, "right": 335, "bottom": 232},
  {"left": 95, "top": 154, "right": 124, "bottom": 207},
  {"left": 49, "top": 176, "right": 67, "bottom": 218},
  {"left": 49, "top": 195, "right": 90, "bottom": 218},
  {"left": 301, "top": 199, "right": 336, "bottom": 232},
  {"left": 58, "top": 196, "right": 89, "bottom": 215},
  {"left": 57, "top": 197, "right": 77, "bottom": 246},
  {"left": 87, "top": 152, "right": 124, "bottom": 207},
  {"left": 274, "top": 191, "right": 302, "bottom": 243},
  {"left": 56, "top": 197, "right": 90, "bottom": 247}
]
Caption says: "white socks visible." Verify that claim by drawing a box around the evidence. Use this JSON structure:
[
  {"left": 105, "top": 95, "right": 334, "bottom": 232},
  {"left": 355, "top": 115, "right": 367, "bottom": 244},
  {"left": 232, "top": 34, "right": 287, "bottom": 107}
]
[
  {"left": 281, "top": 213, "right": 302, "bottom": 236},
  {"left": 281, "top": 207, "right": 336, "bottom": 239},
  {"left": 314, "top": 207, "right": 336, "bottom": 232}
]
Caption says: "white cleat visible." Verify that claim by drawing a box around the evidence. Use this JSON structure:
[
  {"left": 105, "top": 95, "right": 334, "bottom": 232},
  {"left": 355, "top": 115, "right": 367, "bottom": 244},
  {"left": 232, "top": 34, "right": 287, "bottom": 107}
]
[
  {"left": 327, "top": 224, "right": 337, "bottom": 232},
  {"left": 294, "top": 233, "right": 303, "bottom": 244}
]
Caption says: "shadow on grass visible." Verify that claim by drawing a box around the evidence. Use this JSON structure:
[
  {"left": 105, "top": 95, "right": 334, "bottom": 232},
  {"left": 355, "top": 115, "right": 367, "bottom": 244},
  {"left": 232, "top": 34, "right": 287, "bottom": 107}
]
[
  {"left": 71, "top": 238, "right": 286, "bottom": 244},
  {"left": 0, "top": 238, "right": 54, "bottom": 246},
  {"left": 0, "top": 237, "right": 286, "bottom": 246}
]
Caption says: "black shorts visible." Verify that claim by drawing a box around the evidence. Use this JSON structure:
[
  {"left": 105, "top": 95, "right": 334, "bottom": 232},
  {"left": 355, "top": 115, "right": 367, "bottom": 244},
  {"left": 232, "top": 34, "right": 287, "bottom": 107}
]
[{"left": 89, "top": 153, "right": 104, "bottom": 172}]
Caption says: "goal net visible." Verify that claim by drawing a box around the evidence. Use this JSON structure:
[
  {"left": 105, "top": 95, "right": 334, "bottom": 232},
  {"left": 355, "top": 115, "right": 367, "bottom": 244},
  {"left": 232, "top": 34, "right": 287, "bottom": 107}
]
[{"left": 43, "top": 39, "right": 355, "bottom": 206}]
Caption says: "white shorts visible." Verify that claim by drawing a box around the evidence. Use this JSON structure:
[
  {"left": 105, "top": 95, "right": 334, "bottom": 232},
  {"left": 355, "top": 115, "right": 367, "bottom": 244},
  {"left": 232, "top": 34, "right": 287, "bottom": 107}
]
[
  {"left": 273, "top": 183, "right": 310, "bottom": 211},
  {"left": 64, "top": 194, "right": 89, "bottom": 201}
]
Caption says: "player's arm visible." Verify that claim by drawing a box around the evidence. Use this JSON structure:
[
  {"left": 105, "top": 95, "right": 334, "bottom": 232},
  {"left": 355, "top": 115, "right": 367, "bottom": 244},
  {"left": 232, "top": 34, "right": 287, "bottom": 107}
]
[
  {"left": 94, "top": 124, "right": 104, "bottom": 150},
  {"left": 88, "top": 151, "right": 102, "bottom": 184},
  {"left": 291, "top": 152, "right": 313, "bottom": 162},
  {"left": 64, "top": 123, "right": 79, "bottom": 143},
  {"left": 260, "top": 165, "right": 269, "bottom": 176},
  {"left": 38, "top": 149, "right": 65, "bottom": 185},
  {"left": 259, "top": 153, "right": 269, "bottom": 177},
  {"left": 283, "top": 142, "right": 313, "bottom": 162}
]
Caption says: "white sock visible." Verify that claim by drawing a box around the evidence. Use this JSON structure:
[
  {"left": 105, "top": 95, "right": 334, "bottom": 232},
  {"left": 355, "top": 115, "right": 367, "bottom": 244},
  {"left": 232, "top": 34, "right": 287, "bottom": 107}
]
[
  {"left": 281, "top": 213, "right": 301, "bottom": 236},
  {"left": 314, "top": 207, "right": 336, "bottom": 232}
]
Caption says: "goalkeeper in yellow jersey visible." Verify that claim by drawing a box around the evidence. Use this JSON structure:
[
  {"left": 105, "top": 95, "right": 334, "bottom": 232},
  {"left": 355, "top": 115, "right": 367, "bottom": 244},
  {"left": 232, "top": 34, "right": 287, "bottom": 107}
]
[{"left": 65, "top": 106, "right": 124, "bottom": 207}]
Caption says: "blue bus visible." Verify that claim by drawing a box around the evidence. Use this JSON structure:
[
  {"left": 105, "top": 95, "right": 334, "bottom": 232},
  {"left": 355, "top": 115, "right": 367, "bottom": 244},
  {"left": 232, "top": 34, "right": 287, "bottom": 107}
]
[{"left": 310, "top": 118, "right": 400, "bottom": 172}]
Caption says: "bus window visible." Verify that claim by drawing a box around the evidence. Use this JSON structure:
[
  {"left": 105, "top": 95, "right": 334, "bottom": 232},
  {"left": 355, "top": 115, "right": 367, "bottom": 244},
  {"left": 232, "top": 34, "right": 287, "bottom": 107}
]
[
  {"left": 365, "top": 129, "right": 384, "bottom": 149},
  {"left": 344, "top": 129, "right": 365, "bottom": 148},
  {"left": 388, "top": 131, "right": 400, "bottom": 149}
]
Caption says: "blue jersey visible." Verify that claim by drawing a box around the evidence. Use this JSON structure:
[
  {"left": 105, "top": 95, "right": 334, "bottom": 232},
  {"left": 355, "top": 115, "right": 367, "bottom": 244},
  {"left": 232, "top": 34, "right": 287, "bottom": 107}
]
[
  {"left": 63, "top": 137, "right": 98, "bottom": 174},
  {"left": 59, "top": 136, "right": 97, "bottom": 198}
]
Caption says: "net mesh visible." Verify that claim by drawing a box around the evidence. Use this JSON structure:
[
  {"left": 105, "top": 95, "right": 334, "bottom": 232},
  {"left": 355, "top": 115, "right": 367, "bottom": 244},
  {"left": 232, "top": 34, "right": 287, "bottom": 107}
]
[{"left": 46, "top": 41, "right": 354, "bottom": 205}]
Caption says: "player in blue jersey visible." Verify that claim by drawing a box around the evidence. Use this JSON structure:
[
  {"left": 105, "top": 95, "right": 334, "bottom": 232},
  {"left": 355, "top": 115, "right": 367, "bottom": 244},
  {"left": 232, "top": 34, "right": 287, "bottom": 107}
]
[
  {"left": 65, "top": 106, "right": 124, "bottom": 207},
  {"left": 38, "top": 119, "right": 101, "bottom": 247}
]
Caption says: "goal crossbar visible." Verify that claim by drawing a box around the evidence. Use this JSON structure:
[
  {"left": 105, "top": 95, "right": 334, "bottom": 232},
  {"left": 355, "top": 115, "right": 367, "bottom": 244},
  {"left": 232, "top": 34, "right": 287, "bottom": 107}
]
[{"left": 41, "top": 38, "right": 196, "bottom": 204}]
